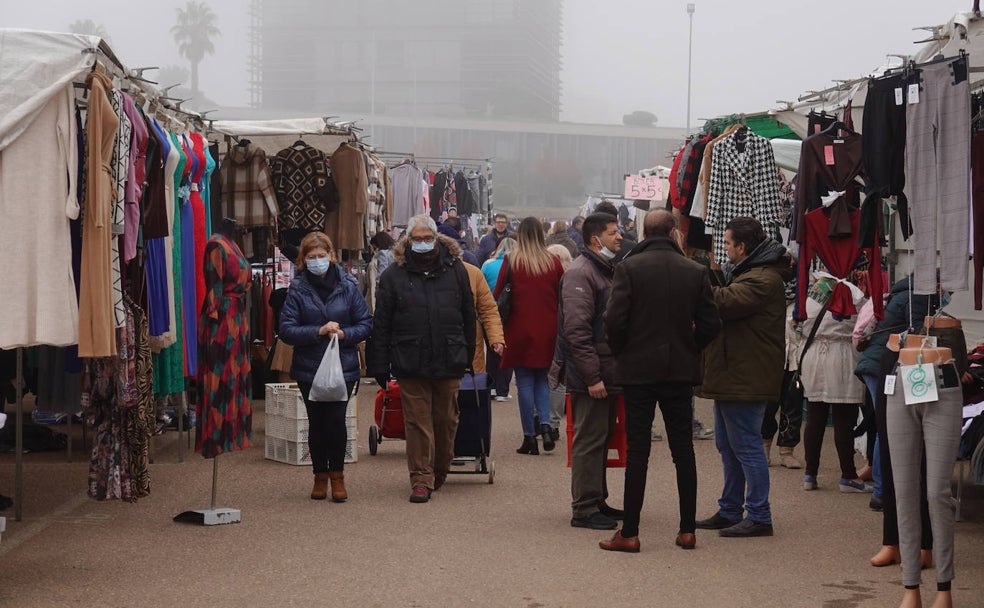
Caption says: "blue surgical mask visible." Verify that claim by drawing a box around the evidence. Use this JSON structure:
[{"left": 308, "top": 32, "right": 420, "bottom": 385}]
[
  {"left": 411, "top": 241, "right": 436, "bottom": 254},
  {"left": 306, "top": 258, "right": 330, "bottom": 276}
]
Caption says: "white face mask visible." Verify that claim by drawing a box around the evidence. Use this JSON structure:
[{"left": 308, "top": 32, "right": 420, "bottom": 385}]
[
  {"left": 306, "top": 258, "right": 330, "bottom": 276},
  {"left": 598, "top": 246, "right": 617, "bottom": 260}
]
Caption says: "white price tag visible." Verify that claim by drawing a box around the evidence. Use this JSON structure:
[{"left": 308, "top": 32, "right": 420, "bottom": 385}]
[
  {"left": 895, "top": 88, "right": 904, "bottom": 106},
  {"left": 899, "top": 363, "right": 938, "bottom": 404},
  {"left": 884, "top": 375, "right": 897, "bottom": 396},
  {"left": 908, "top": 83, "right": 920, "bottom": 105}
]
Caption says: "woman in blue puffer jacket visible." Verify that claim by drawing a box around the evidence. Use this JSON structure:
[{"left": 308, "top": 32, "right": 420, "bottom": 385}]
[{"left": 280, "top": 232, "right": 373, "bottom": 502}]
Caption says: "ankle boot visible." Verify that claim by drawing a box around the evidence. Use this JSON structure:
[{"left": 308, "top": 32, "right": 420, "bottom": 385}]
[
  {"left": 920, "top": 549, "right": 934, "bottom": 570},
  {"left": 328, "top": 471, "right": 347, "bottom": 502},
  {"left": 763, "top": 439, "right": 773, "bottom": 466},
  {"left": 516, "top": 436, "right": 539, "bottom": 455},
  {"left": 540, "top": 423, "right": 556, "bottom": 452},
  {"left": 311, "top": 472, "right": 330, "bottom": 500},
  {"left": 778, "top": 447, "right": 802, "bottom": 469}
]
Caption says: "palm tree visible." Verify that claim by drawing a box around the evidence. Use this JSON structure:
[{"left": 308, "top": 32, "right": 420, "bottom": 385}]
[
  {"left": 170, "top": 1, "right": 220, "bottom": 96},
  {"left": 67, "top": 19, "right": 110, "bottom": 41}
]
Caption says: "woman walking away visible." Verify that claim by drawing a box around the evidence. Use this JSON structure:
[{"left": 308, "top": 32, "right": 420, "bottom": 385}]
[
  {"left": 494, "top": 217, "right": 565, "bottom": 454},
  {"left": 280, "top": 232, "right": 373, "bottom": 501},
  {"left": 482, "top": 238, "right": 517, "bottom": 401}
]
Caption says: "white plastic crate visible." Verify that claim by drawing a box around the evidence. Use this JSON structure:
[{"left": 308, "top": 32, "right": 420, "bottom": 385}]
[
  {"left": 264, "top": 383, "right": 294, "bottom": 415},
  {"left": 265, "top": 436, "right": 357, "bottom": 466},
  {"left": 345, "top": 396, "right": 357, "bottom": 418},
  {"left": 264, "top": 383, "right": 308, "bottom": 419},
  {"left": 285, "top": 440, "right": 313, "bottom": 466},
  {"left": 345, "top": 437, "right": 358, "bottom": 463},
  {"left": 264, "top": 437, "right": 288, "bottom": 462},
  {"left": 346, "top": 417, "right": 357, "bottom": 441},
  {"left": 267, "top": 414, "right": 309, "bottom": 443}
]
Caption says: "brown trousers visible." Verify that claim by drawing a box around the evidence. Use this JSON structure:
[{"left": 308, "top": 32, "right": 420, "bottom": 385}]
[{"left": 400, "top": 377, "right": 461, "bottom": 489}]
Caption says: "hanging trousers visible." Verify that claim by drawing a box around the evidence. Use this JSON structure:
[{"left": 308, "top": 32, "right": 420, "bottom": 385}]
[
  {"left": 863, "top": 72, "right": 912, "bottom": 244},
  {"left": 906, "top": 57, "right": 971, "bottom": 294},
  {"left": 886, "top": 366, "right": 962, "bottom": 587}
]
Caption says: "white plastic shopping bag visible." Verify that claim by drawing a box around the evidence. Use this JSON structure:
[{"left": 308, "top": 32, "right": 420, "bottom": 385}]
[{"left": 309, "top": 335, "right": 349, "bottom": 402}]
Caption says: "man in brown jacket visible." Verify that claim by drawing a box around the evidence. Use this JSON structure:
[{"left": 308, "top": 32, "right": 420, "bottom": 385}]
[
  {"left": 598, "top": 209, "right": 720, "bottom": 553},
  {"left": 695, "top": 216, "right": 793, "bottom": 538},
  {"left": 551, "top": 212, "right": 623, "bottom": 531}
]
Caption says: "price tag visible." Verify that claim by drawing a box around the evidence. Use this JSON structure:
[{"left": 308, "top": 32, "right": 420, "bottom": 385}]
[
  {"left": 824, "top": 145, "right": 835, "bottom": 166},
  {"left": 884, "top": 375, "right": 897, "bottom": 396},
  {"left": 895, "top": 88, "right": 904, "bottom": 106},
  {"left": 908, "top": 83, "right": 920, "bottom": 104},
  {"left": 623, "top": 175, "right": 663, "bottom": 201},
  {"left": 899, "top": 363, "right": 938, "bottom": 404}
]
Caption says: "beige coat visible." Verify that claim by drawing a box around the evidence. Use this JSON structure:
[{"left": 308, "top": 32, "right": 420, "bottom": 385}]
[
  {"left": 799, "top": 297, "right": 865, "bottom": 404},
  {"left": 465, "top": 263, "right": 504, "bottom": 373},
  {"left": 327, "top": 142, "right": 369, "bottom": 251},
  {"left": 78, "top": 71, "right": 119, "bottom": 357}
]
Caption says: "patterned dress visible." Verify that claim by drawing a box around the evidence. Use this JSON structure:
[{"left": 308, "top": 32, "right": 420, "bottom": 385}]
[{"left": 196, "top": 233, "right": 253, "bottom": 458}]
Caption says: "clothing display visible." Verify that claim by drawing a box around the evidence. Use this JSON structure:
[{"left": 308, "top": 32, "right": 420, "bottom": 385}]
[
  {"left": 907, "top": 56, "right": 971, "bottom": 294},
  {"left": 269, "top": 141, "right": 330, "bottom": 231},
  {"left": 221, "top": 142, "right": 277, "bottom": 228},
  {"left": 390, "top": 161, "right": 424, "bottom": 227},
  {"left": 705, "top": 128, "right": 783, "bottom": 264},
  {"left": 108, "top": 89, "right": 131, "bottom": 330},
  {"left": 327, "top": 142, "right": 369, "bottom": 251},
  {"left": 863, "top": 72, "right": 912, "bottom": 243},
  {"left": 196, "top": 233, "right": 253, "bottom": 458},
  {"left": 0, "top": 85, "right": 79, "bottom": 350}
]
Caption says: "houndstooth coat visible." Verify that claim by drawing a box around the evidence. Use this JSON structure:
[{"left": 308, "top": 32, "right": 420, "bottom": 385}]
[{"left": 705, "top": 129, "right": 783, "bottom": 264}]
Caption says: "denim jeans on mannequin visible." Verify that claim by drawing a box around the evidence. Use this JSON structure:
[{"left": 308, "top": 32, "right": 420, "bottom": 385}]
[
  {"left": 514, "top": 367, "right": 551, "bottom": 436},
  {"left": 714, "top": 400, "right": 771, "bottom": 524}
]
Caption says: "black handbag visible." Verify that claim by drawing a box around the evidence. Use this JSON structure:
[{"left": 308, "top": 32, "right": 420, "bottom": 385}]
[{"left": 496, "top": 255, "right": 513, "bottom": 324}]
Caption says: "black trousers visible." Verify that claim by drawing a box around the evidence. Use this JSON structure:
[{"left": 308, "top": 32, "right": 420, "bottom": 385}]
[
  {"left": 761, "top": 370, "right": 803, "bottom": 447},
  {"left": 298, "top": 381, "right": 354, "bottom": 473},
  {"left": 862, "top": 72, "right": 913, "bottom": 244},
  {"left": 621, "top": 383, "right": 696, "bottom": 537},
  {"left": 803, "top": 401, "right": 859, "bottom": 479}
]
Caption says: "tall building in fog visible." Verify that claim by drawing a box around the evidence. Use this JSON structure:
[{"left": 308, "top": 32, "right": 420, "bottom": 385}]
[{"left": 249, "top": 0, "right": 563, "bottom": 121}]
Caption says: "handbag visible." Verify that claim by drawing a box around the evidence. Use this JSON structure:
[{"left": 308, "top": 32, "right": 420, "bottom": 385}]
[
  {"left": 495, "top": 255, "right": 513, "bottom": 324},
  {"left": 309, "top": 335, "right": 349, "bottom": 402}
]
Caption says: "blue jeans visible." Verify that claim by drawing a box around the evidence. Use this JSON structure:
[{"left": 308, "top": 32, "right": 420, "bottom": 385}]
[
  {"left": 714, "top": 401, "right": 772, "bottom": 524},
  {"left": 514, "top": 367, "right": 551, "bottom": 436},
  {"left": 862, "top": 374, "right": 883, "bottom": 499}
]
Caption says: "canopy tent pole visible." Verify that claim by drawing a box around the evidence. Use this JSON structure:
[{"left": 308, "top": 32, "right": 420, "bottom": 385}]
[{"left": 14, "top": 348, "right": 23, "bottom": 522}]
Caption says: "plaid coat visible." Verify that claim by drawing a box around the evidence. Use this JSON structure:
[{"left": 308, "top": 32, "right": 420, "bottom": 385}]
[
  {"left": 705, "top": 130, "right": 783, "bottom": 264},
  {"left": 221, "top": 144, "right": 277, "bottom": 228}
]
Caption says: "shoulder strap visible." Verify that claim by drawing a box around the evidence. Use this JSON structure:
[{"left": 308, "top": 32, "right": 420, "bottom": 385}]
[
  {"left": 798, "top": 297, "right": 832, "bottom": 370},
  {"left": 502, "top": 254, "right": 512, "bottom": 284}
]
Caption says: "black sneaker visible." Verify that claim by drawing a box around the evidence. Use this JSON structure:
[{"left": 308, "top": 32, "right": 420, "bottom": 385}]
[
  {"left": 571, "top": 512, "right": 618, "bottom": 530},
  {"left": 695, "top": 512, "right": 741, "bottom": 530},
  {"left": 719, "top": 518, "right": 774, "bottom": 538},
  {"left": 599, "top": 504, "right": 625, "bottom": 520},
  {"left": 869, "top": 496, "right": 884, "bottom": 512}
]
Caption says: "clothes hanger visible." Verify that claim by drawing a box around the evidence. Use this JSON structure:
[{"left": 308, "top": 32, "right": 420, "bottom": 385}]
[{"left": 820, "top": 120, "right": 858, "bottom": 137}]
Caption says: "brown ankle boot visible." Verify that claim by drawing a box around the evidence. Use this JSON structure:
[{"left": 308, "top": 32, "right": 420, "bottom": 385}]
[
  {"left": 869, "top": 544, "right": 901, "bottom": 567},
  {"left": 328, "top": 471, "right": 347, "bottom": 502},
  {"left": 311, "top": 472, "right": 330, "bottom": 500}
]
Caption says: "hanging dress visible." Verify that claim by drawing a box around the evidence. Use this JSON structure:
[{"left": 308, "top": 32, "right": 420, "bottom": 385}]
[
  {"left": 197, "top": 233, "right": 253, "bottom": 458},
  {"left": 143, "top": 118, "right": 171, "bottom": 339},
  {"left": 189, "top": 133, "right": 209, "bottom": 315},
  {"left": 202, "top": 140, "right": 216, "bottom": 237},
  {"left": 180, "top": 134, "right": 198, "bottom": 376},
  {"left": 108, "top": 90, "right": 131, "bottom": 329}
]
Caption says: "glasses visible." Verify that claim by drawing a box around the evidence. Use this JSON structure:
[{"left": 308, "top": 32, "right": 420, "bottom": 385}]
[{"left": 410, "top": 236, "right": 435, "bottom": 244}]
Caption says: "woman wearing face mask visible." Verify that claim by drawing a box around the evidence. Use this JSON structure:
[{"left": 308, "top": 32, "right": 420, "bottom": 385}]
[
  {"left": 280, "top": 232, "right": 373, "bottom": 502},
  {"left": 494, "top": 216, "right": 566, "bottom": 454}
]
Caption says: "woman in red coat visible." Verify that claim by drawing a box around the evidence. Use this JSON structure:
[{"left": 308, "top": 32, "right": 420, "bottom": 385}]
[{"left": 494, "top": 217, "right": 565, "bottom": 455}]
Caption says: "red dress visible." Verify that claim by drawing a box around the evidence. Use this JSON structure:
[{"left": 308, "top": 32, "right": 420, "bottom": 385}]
[
  {"left": 189, "top": 133, "right": 209, "bottom": 315},
  {"left": 494, "top": 255, "right": 565, "bottom": 369}
]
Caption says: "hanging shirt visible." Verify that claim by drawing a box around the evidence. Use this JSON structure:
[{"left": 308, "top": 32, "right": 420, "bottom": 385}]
[
  {"left": 791, "top": 131, "right": 865, "bottom": 244},
  {"left": 390, "top": 161, "right": 424, "bottom": 226}
]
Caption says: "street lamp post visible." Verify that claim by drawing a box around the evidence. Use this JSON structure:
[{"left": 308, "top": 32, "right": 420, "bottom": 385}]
[{"left": 686, "top": 3, "right": 695, "bottom": 134}]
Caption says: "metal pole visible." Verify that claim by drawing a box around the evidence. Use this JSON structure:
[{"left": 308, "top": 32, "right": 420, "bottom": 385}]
[
  {"left": 370, "top": 30, "right": 376, "bottom": 141},
  {"left": 14, "top": 348, "right": 23, "bottom": 522},
  {"left": 686, "top": 4, "right": 695, "bottom": 134},
  {"left": 210, "top": 456, "right": 218, "bottom": 510}
]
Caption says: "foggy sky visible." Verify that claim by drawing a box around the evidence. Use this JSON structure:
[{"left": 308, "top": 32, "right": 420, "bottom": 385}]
[{"left": 0, "top": 0, "right": 959, "bottom": 127}]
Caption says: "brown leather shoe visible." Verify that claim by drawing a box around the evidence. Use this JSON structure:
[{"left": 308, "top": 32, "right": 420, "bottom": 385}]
[
  {"left": 311, "top": 472, "right": 330, "bottom": 500},
  {"left": 920, "top": 549, "right": 934, "bottom": 570},
  {"left": 598, "top": 530, "right": 640, "bottom": 553},
  {"left": 328, "top": 471, "right": 347, "bottom": 502},
  {"left": 675, "top": 532, "right": 696, "bottom": 550},
  {"left": 869, "top": 544, "right": 901, "bottom": 567}
]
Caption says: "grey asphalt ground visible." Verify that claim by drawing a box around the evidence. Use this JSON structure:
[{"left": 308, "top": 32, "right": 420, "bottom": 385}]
[{"left": 1, "top": 387, "right": 981, "bottom": 608}]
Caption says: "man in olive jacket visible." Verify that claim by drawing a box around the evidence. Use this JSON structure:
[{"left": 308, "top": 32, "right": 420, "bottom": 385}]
[
  {"left": 598, "top": 209, "right": 720, "bottom": 553},
  {"left": 696, "top": 216, "right": 793, "bottom": 538}
]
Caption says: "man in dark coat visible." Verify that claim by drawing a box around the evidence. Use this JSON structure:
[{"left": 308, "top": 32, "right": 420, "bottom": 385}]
[
  {"left": 695, "top": 217, "right": 793, "bottom": 538},
  {"left": 368, "top": 214, "right": 476, "bottom": 504},
  {"left": 476, "top": 213, "right": 512, "bottom": 264},
  {"left": 598, "top": 209, "right": 720, "bottom": 553},
  {"left": 550, "top": 212, "right": 624, "bottom": 531}
]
